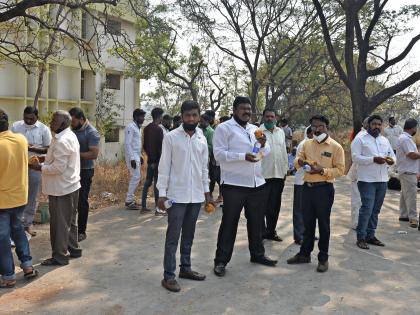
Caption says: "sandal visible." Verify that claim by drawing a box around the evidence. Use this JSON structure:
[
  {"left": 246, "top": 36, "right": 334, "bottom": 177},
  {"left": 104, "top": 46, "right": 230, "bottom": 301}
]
[
  {"left": 356, "top": 240, "right": 369, "bottom": 250},
  {"left": 41, "top": 258, "right": 66, "bottom": 266},
  {"left": 23, "top": 267, "right": 39, "bottom": 280},
  {"left": 367, "top": 237, "right": 385, "bottom": 247},
  {"left": 0, "top": 279, "right": 16, "bottom": 289}
]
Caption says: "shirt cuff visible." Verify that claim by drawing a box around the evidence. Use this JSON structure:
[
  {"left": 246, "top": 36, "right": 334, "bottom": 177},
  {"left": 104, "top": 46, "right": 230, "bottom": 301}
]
[
  {"left": 239, "top": 153, "right": 246, "bottom": 161},
  {"left": 158, "top": 190, "right": 167, "bottom": 198}
]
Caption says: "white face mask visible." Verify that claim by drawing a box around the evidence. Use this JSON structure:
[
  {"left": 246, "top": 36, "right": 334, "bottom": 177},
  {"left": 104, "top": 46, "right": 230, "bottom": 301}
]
[{"left": 315, "top": 133, "right": 327, "bottom": 143}]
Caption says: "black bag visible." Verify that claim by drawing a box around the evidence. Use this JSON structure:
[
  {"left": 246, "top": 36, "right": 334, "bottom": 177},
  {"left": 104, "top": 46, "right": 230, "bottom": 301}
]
[{"left": 388, "top": 177, "right": 401, "bottom": 191}]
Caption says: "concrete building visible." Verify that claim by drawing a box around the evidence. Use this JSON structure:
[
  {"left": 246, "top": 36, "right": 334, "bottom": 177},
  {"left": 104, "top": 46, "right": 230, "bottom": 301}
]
[{"left": 0, "top": 6, "right": 140, "bottom": 161}]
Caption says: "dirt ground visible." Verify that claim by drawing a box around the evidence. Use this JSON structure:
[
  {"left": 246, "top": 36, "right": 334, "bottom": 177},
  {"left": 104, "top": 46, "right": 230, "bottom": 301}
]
[{"left": 1, "top": 177, "right": 420, "bottom": 315}]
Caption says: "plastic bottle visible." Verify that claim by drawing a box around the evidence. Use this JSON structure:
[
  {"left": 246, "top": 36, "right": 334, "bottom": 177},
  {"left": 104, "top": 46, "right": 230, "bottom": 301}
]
[
  {"left": 252, "top": 142, "right": 263, "bottom": 161},
  {"left": 303, "top": 164, "right": 312, "bottom": 172},
  {"left": 164, "top": 199, "right": 174, "bottom": 210}
]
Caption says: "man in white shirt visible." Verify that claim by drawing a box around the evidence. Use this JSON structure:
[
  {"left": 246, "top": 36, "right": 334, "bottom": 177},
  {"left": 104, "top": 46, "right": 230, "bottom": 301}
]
[
  {"left": 29, "top": 111, "right": 82, "bottom": 266},
  {"left": 396, "top": 119, "right": 420, "bottom": 228},
  {"left": 293, "top": 126, "right": 313, "bottom": 244},
  {"left": 213, "top": 96, "right": 277, "bottom": 278},
  {"left": 11, "top": 106, "right": 52, "bottom": 236},
  {"left": 160, "top": 114, "right": 172, "bottom": 135},
  {"left": 124, "top": 109, "right": 146, "bottom": 210},
  {"left": 260, "top": 108, "right": 288, "bottom": 242},
  {"left": 351, "top": 115, "right": 395, "bottom": 250},
  {"left": 157, "top": 100, "right": 214, "bottom": 293},
  {"left": 384, "top": 116, "right": 403, "bottom": 153}
]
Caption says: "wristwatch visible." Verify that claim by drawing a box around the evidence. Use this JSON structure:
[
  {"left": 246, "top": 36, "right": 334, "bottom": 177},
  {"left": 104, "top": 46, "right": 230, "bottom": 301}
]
[{"left": 320, "top": 168, "right": 325, "bottom": 176}]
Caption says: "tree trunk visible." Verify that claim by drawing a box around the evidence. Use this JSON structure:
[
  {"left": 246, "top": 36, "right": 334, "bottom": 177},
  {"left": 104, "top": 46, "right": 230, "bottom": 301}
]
[
  {"left": 350, "top": 89, "right": 369, "bottom": 134},
  {"left": 250, "top": 79, "right": 259, "bottom": 116},
  {"left": 33, "top": 64, "right": 46, "bottom": 110}
]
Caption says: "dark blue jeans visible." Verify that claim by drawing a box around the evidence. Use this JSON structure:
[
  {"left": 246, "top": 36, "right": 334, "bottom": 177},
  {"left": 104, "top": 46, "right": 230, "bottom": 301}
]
[
  {"left": 0, "top": 206, "right": 33, "bottom": 280},
  {"left": 293, "top": 185, "right": 305, "bottom": 242},
  {"left": 141, "top": 163, "right": 159, "bottom": 207},
  {"left": 356, "top": 181, "right": 387, "bottom": 241},
  {"left": 163, "top": 203, "right": 201, "bottom": 280}
]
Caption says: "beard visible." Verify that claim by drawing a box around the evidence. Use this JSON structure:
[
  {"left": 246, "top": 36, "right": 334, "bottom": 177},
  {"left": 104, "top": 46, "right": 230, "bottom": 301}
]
[{"left": 183, "top": 122, "right": 198, "bottom": 131}]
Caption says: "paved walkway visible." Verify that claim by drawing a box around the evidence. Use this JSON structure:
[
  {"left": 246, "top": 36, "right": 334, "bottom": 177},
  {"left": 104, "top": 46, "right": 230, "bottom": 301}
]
[{"left": 2, "top": 177, "right": 420, "bottom": 315}]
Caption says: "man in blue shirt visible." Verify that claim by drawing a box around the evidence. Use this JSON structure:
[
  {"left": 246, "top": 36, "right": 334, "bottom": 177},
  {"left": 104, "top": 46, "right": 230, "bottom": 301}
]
[{"left": 69, "top": 107, "right": 100, "bottom": 243}]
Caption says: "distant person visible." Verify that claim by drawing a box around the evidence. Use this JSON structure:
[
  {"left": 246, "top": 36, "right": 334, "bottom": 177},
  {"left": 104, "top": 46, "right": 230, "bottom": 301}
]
[
  {"left": 396, "top": 119, "right": 420, "bottom": 228},
  {"left": 69, "top": 107, "right": 100, "bottom": 242},
  {"left": 0, "top": 109, "right": 38, "bottom": 288},
  {"left": 280, "top": 118, "right": 293, "bottom": 151},
  {"left": 143, "top": 107, "right": 166, "bottom": 215},
  {"left": 161, "top": 114, "right": 172, "bottom": 135},
  {"left": 30, "top": 111, "right": 82, "bottom": 266},
  {"left": 260, "top": 108, "right": 288, "bottom": 242},
  {"left": 384, "top": 116, "right": 402, "bottom": 153},
  {"left": 213, "top": 96, "right": 277, "bottom": 278},
  {"left": 158, "top": 100, "right": 214, "bottom": 292},
  {"left": 287, "top": 115, "right": 345, "bottom": 273},
  {"left": 11, "top": 106, "right": 52, "bottom": 237},
  {"left": 219, "top": 116, "right": 230, "bottom": 124},
  {"left": 293, "top": 126, "right": 313, "bottom": 245},
  {"left": 172, "top": 115, "right": 182, "bottom": 130},
  {"left": 205, "top": 109, "right": 216, "bottom": 128},
  {"left": 124, "top": 109, "right": 146, "bottom": 210},
  {"left": 351, "top": 115, "right": 395, "bottom": 250}
]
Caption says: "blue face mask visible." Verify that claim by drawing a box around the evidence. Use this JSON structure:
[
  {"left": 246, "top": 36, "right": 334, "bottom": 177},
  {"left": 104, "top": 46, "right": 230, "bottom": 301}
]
[{"left": 264, "top": 121, "right": 276, "bottom": 129}]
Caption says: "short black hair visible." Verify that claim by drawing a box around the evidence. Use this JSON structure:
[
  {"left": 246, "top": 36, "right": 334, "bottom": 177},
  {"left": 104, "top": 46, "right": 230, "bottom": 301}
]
[
  {"left": 219, "top": 116, "right": 230, "bottom": 123},
  {"left": 24, "top": 106, "right": 38, "bottom": 116},
  {"left": 281, "top": 118, "right": 288, "bottom": 124},
  {"left": 163, "top": 114, "right": 172, "bottom": 120},
  {"left": 133, "top": 108, "right": 146, "bottom": 118},
  {"left": 309, "top": 114, "right": 329, "bottom": 126},
  {"left": 389, "top": 116, "right": 395, "bottom": 122},
  {"left": 69, "top": 107, "right": 86, "bottom": 120},
  {"left": 404, "top": 118, "right": 418, "bottom": 130},
  {"left": 173, "top": 115, "right": 181, "bottom": 123},
  {"left": 151, "top": 107, "right": 164, "bottom": 120},
  {"left": 0, "top": 109, "right": 9, "bottom": 131},
  {"left": 201, "top": 113, "right": 212, "bottom": 123},
  {"left": 233, "top": 96, "right": 251, "bottom": 109},
  {"left": 368, "top": 114, "right": 383, "bottom": 124},
  {"left": 262, "top": 107, "right": 276, "bottom": 116},
  {"left": 205, "top": 110, "right": 216, "bottom": 118},
  {"left": 306, "top": 126, "right": 313, "bottom": 136},
  {"left": 181, "top": 100, "right": 200, "bottom": 114}
]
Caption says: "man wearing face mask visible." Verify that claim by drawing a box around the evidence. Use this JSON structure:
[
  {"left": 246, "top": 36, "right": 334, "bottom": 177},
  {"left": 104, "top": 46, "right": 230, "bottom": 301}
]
[
  {"left": 213, "top": 96, "right": 277, "bottom": 278},
  {"left": 69, "top": 107, "right": 100, "bottom": 242},
  {"left": 287, "top": 115, "right": 345, "bottom": 273},
  {"left": 124, "top": 108, "right": 146, "bottom": 210},
  {"left": 396, "top": 119, "right": 420, "bottom": 229},
  {"left": 260, "top": 108, "right": 289, "bottom": 242},
  {"left": 351, "top": 115, "right": 395, "bottom": 250},
  {"left": 29, "top": 111, "right": 82, "bottom": 266},
  {"left": 11, "top": 106, "right": 52, "bottom": 237}
]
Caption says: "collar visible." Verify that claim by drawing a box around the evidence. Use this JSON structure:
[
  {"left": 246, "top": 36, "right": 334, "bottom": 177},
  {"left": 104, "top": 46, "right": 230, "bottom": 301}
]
[
  {"left": 260, "top": 124, "right": 279, "bottom": 133},
  {"left": 0, "top": 130, "right": 11, "bottom": 137},
  {"left": 79, "top": 120, "right": 90, "bottom": 131},
  {"left": 403, "top": 131, "right": 413, "bottom": 138},
  {"left": 228, "top": 117, "right": 251, "bottom": 130},
  {"left": 177, "top": 125, "right": 202, "bottom": 139},
  {"left": 54, "top": 127, "right": 70, "bottom": 139}
]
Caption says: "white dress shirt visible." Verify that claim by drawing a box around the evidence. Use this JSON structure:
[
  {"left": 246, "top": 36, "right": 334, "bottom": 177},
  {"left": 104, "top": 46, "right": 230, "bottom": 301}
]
[
  {"left": 351, "top": 132, "right": 395, "bottom": 183},
  {"left": 157, "top": 126, "right": 209, "bottom": 203},
  {"left": 294, "top": 139, "right": 306, "bottom": 185},
  {"left": 396, "top": 132, "right": 419, "bottom": 174},
  {"left": 213, "top": 118, "right": 270, "bottom": 188},
  {"left": 261, "top": 125, "right": 288, "bottom": 179},
  {"left": 160, "top": 124, "right": 170, "bottom": 136},
  {"left": 41, "top": 128, "right": 81, "bottom": 196},
  {"left": 11, "top": 120, "right": 52, "bottom": 156},
  {"left": 384, "top": 125, "right": 403, "bottom": 150},
  {"left": 125, "top": 121, "right": 142, "bottom": 161}
]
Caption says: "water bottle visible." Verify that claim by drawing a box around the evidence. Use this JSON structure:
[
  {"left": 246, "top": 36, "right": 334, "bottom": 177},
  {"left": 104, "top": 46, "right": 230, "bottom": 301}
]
[
  {"left": 252, "top": 141, "right": 262, "bottom": 156},
  {"left": 164, "top": 199, "right": 174, "bottom": 210},
  {"left": 303, "top": 164, "right": 312, "bottom": 172}
]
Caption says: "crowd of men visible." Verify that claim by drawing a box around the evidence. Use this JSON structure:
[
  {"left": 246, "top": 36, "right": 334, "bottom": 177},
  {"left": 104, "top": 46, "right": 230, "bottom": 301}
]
[{"left": 1, "top": 99, "right": 419, "bottom": 293}]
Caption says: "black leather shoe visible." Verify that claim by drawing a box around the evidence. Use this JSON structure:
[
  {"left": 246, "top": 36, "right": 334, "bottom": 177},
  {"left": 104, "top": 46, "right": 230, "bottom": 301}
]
[
  {"left": 250, "top": 255, "right": 278, "bottom": 266},
  {"left": 213, "top": 263, "right": 226, "bottom": 277},
  {"left": 317, "top": 261, "right": 328, "bottom": 273},
  {"left": 399, "top": 217, "right": 409, "bottom": 222},
  {"left": 161, "top": 279, "right": 181, "bottom": 292},
  {"left": 287, "top": 254, "right": 311, "bottom": 264},
  {"left": 179, "top": 270, "right": 206, "bottom": 281},
  {"left": 294, "top": 239, "right": 303, "bottom": 245},
  {"left": 264, "top": 234, "right": 283, "bottom": 242}
]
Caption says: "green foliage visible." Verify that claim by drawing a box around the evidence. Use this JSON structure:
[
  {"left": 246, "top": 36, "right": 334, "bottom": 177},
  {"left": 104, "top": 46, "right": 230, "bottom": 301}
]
[{"left": 95, "top": 84, "right": 123, "bottom": 136}]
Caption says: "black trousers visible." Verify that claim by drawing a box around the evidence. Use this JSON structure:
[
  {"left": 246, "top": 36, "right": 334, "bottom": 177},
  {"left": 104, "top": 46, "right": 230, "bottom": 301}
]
[
  {"left": 292, "top": 185, "right": 305, "bottom": 242},
  {"left": 263, "top": 178, "right": 285, "bottom": 237},
  {"left": 77, "top": 168, "right": 94, "bottom": 234},
  {"left": 209, "top": 157, "right": 220, "bottom": 194},
  {"left": 214, "top": 184, "right": 267, "bottom": 265},
  {"left": 299, "top": 183, "right": 334, "bottom": 262}
]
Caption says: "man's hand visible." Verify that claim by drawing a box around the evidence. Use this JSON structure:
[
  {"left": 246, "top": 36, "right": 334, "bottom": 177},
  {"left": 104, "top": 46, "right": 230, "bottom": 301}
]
[
  {"left": 205, "top": 192, "right": 216, "bottom": 207},
  {"left": 309, "top": 163, "right": 323, "bottom": 174},
  {"left": 373, "top": 157, "right": 386, "bottom": 165},
  {"left": 157, "top": 197, "right": 169, "bottom": 210},
  {"left": 28, "top": 160, "right": 42, "bottom": 171},
  {"left": 385, "top": 157, "right": 394, "bottom": 165},
  {"left": 256, "top": 134, "right": 267, "bottom": 147},
  {"left": 297, "top": 158, "right": 305, "bottom": 167},
  {"left": 245, "top": 153, "right": 258, "bottom": 163},
  {"left": 130, "top": 160, "right": 137, "bottom": 169}
]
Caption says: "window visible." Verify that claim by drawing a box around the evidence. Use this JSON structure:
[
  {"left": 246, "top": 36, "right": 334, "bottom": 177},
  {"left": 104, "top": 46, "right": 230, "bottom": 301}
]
[
  {"left": 106, "top": 73, "right": 121, "bottom": 90},
  {"left": 105, "top": 127, "right": 119, "bottom": 143},
  {"left": 81, "top": 12, "right": 88, "bottom": 39},
  {"left": 81, "top": 70, "right": 85, "bottom": 99},
  {"left": 106, "top": 19, "right": 121, "bottom": 36}
]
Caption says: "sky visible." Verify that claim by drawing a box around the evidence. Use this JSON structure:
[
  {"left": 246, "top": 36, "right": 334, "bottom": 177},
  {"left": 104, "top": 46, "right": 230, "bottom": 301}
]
[{"left": 139, "top": 0, "right": 420, "bottom": 101}]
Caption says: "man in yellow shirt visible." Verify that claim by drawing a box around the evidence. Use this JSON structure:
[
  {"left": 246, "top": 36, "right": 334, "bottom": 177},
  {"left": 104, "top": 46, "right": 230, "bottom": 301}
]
[
  {"left": 287, "top": 114, "right": 345, "bottom": 273},
  {"left": 0, "top": 109, "right": 38, "bottom": 288}
]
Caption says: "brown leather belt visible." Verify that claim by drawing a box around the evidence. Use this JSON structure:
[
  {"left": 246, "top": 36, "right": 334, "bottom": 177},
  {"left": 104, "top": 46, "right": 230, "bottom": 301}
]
[{"left": 304, "top": 181, "right": 330, "bottom": 187}]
